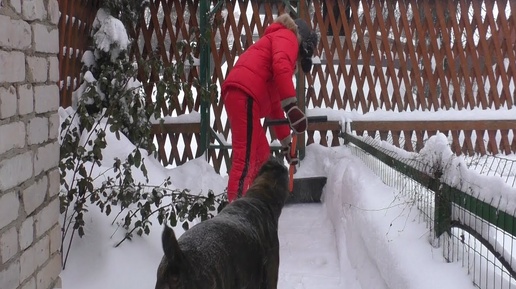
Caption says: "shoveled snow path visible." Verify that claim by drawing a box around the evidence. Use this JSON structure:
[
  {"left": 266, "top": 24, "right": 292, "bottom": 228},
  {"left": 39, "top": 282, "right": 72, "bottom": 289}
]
[{"left": 278, "top": 203, "right": 361, "bottom": 289}]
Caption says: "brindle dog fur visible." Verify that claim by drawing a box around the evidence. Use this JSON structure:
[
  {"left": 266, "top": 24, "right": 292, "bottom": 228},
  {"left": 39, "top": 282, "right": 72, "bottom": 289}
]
[{"left": 155, "top": 157, "right": 290, "bottom": 289}]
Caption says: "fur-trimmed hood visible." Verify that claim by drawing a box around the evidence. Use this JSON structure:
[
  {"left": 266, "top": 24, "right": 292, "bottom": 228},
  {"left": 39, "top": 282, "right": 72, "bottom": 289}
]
[
  {"left": 274, "top": 14, "right": 300, "bottom": 42},
  {"left": 273, "top": 14, "right": 317, "bottom": 70}
]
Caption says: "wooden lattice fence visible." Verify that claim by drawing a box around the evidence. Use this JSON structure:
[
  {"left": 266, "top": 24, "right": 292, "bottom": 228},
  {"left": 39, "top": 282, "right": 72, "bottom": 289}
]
[
  {"left": 59, "top": 0, "right": 516, "bottom": 172},
  {"left": 58, "top": 0, "right": 101, "bottom": 108}
]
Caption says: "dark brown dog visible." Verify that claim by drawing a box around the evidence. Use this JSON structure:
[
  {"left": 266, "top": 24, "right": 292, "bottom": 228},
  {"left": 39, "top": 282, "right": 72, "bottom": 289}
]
[{"left": 155, "top": 157, "right": 289, "bottom": 289}]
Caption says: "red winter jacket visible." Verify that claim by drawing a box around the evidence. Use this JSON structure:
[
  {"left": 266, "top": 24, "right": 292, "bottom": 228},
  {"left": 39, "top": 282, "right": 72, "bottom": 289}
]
[{"left": 222, "top": 21, "right": 299, "bottom": 122}]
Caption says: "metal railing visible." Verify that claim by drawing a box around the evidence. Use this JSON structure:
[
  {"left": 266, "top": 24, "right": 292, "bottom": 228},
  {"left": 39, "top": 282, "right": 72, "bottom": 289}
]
[{"left": 342, "top": 131, "right": 516, "bottom": 289}]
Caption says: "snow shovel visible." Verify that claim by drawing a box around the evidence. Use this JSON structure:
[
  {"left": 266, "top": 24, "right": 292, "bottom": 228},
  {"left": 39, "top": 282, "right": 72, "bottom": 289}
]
[{"left": 264, "top": 116, "right": 328, "bottom": 204}]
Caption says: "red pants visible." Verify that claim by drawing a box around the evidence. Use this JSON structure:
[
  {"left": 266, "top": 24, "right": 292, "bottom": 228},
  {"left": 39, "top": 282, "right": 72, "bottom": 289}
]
[{"left": 224, "top": 88, "right": 271, "bottom": 202}]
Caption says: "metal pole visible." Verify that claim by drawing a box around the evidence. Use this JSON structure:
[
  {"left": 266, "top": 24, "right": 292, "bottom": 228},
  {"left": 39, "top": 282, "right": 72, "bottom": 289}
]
[
  {"left": 199, "top": 0, "right": 210, "bottom": 157},
  {"left": 297, "top": 0, "right": 306, "bottom": 160}
]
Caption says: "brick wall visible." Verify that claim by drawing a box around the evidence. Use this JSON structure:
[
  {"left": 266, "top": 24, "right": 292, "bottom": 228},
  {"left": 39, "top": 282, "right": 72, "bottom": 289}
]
[{"left": 0, "top": 1, "right": 61, "bottom": 289}]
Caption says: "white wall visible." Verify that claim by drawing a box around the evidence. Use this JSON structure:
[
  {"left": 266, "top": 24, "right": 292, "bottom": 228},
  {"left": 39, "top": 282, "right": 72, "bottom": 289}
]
[{"left": 0, "top": 1, "right": 61, "bottom": 289}]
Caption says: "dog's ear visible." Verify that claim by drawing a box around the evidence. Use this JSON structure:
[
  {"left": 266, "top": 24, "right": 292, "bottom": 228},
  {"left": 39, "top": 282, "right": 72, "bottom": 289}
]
[
  {"left": 156, "top": 226, "right": 184, "bottom": 289},
  {"left": 162, "top": 226, "right": 182, "bottom": 268}
]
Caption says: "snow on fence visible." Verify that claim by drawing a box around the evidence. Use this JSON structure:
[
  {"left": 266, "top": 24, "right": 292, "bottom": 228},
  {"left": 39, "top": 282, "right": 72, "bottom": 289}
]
[{"left": 351, "top": 119, "right": 516, "bottom": 156}]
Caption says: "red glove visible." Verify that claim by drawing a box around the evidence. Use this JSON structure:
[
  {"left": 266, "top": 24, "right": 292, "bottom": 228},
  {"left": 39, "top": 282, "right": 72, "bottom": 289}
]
[{"left": 283, "top": 102, "right": 307, "bottom": 134}]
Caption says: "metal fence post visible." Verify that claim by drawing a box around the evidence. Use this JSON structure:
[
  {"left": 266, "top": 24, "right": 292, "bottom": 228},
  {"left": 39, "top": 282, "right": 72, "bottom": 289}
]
[
  {"left": 199, "top": 0, "right": 210, "bottom": 157},
  {"left": 297, "top": 0, "right": 306, "bottom": 160},
  {"left": 433, "top": 178, "right": 452, "bottom": 238}
]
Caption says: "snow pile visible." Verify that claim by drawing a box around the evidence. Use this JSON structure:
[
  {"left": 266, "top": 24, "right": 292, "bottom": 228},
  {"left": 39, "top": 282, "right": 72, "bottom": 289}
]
[
  {"left": 310, "top": 144, "right": 475, "bottom": 289},
  {"left": 416, "top": 133, "right": 516, "bottom": 214}
]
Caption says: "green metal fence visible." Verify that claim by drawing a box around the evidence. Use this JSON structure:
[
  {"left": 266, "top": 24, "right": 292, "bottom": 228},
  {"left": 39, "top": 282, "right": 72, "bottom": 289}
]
[{"left": 342, "top": 130, "right": 516, "bottom": 289}]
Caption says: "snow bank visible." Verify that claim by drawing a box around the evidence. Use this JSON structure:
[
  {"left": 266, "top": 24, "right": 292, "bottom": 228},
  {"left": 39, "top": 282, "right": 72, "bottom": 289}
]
[{"left": 305, "top": 144, "right": 475, "bottom": 289}]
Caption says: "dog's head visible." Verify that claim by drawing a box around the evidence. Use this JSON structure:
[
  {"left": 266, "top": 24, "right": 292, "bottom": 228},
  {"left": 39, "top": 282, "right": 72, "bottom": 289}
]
[
  {"left": 155, "top": 226, "right": 195, "bottom": 289},
  {"left": 245, "top": 157, "right": 289, "bottom": 207}
]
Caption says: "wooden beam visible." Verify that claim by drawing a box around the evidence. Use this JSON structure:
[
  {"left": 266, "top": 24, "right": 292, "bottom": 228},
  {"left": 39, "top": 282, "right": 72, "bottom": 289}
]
[
  {"left": 307, "top": 121, "right": 341, "bottom": 131},
  {"left": 351, "top": 120, "right": 516, "bottom": 131},
  {"left": 151, "top": 123, "right": 201, "bottom": 134}
]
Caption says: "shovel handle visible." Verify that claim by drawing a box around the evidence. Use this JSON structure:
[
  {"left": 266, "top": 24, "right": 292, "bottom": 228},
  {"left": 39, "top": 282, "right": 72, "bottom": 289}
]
[
  {"left": 265, "top": 115, "right": 328, "bottom": 126},
  {"left": 288, "top": 134, "right": 297, "bottom": 192}
]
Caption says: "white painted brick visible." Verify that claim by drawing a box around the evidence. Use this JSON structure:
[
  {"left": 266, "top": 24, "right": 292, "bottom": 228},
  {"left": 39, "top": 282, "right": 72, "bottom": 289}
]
[
  {"left": 0, "top": 15, "right": 32, "bottom": 49},
  {"left": 0, "top": 152, "right": 33, "bottom": 191},
  {"left": 35, "top": 198, "right": 59, "bottom": 238},
  {"left": 10, "top": 0, "right": 22, "bottom": 14},
  {"left": 23, "top": 0, "right": 47, "bottom": 21},
  {"left": 48, "top": 57, "right": 59, "bottom": 82},
  {"left": 0, "top": 85, "right": 17, "bottom": 119},
  {"left": 0, "top": 50, "right": 26, "bottom": 83},
  {"left": 34, "top": 85, "right": 59, "bottom": 114},
  {"left": 23, "top": 176, "right": 48, "bottom": 215},
  {"left": 27, "top": 57, "right": 48, "bottom": 83},
  {"left": 34, "top": 142, "right": 59, "bottom": 176},
  {"left": 0, "top": 121, "right": 25, "bottom": 155},
  {"left": 21, "top": 277, "right": 36, "bottom": 289},
  {"left": 48, "top": 225, "right": 60, "bottom": 255},
  {"left": 47, "top": 168, "right": 59, "bottom": 198},
  {"left": 0, "top": 191, "right": 20, "bottom": 228},
  {"left": 19, "top": 246, "right": 35, "bottom": 281},
  {"left": 0, "top": 226, "right": 18, "bottom": 263},
  {"left": 19, "top": 84, "right": 34, "bottom": 115},
  {"left": 33, "top": 235, "right": 50, "bottom": 268},
  {"left": 20, "top": 236, "right": 50, "bottom": 281},
  {"left": 28, "top": 117, "right": 49, "bottom": 145},
  {"left": 0, "top": 260, "right": 20, "bottom": 289},
  {"left": 33, "top": 24, "right": 59, "bottom": 54},
  {"left": 47, "top": 0, "right": 60, "bottom": 25},
  {"left": 53, "top": 277, "right": 62, "bottom": 289},
  {"left": 36, "top": 253, "right": 60, "bottom": 289},
  {"left": 48, "top": 113, "right": 59, "bottom": 140},
  {"left": 20, "top": 217, "right": 34, "bottom": 250}
]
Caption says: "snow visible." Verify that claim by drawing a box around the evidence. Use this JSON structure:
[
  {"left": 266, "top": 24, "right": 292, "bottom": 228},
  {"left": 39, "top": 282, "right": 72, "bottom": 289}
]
[
  {"left": 59, "top": 109, "right": 486, "bottom": 289},
  {"left": 149, "top": 111, "right": 201, "bottom": 124},
  {"left": 92, "top": 8, "right": 129, "bottom": 61},
  {"left": 308, "top": 106, "right": 516, "bottom": 122},
  {"left": 70, "top": 71, "right": 104, "bottom": 108}
]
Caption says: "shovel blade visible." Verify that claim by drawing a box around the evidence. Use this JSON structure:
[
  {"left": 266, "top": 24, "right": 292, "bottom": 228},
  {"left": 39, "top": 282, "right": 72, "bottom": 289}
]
[{"left": 286, "top": 177, "right": 327, "bottom": 204}]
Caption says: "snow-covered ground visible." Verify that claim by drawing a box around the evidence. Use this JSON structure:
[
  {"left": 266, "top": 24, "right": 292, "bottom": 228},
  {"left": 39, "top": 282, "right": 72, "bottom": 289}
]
[{"left": 59, "top": 124, "right": 476, "bottom": 289}]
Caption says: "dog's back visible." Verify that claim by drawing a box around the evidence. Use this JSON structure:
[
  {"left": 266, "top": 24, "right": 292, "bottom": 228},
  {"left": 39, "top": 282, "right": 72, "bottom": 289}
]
[{"left": 155, "top": 158, "right": 289, "bottom": 289}]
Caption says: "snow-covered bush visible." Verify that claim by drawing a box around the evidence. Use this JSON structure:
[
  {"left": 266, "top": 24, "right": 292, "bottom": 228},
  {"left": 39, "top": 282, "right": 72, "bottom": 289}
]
[
  {"left": 59, "top": 2, "right": 227, "bottom": 269},
  {"left": 72, "top": 6, "right": 151, "bottom": 146}
]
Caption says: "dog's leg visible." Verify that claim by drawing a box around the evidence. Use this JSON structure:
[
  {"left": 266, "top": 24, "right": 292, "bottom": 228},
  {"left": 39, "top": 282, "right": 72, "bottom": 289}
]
[{"left": 262, "top": 247, "right": 280, "bottom": 289}]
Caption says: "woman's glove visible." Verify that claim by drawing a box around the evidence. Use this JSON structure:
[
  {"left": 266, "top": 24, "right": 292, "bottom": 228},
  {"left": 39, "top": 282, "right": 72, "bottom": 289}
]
[
  {"left": 283, "top": 102, "right": 307, "bottom": 134},
  {"left": 280, "top": 136, "right": 299, "bottom": 166}
]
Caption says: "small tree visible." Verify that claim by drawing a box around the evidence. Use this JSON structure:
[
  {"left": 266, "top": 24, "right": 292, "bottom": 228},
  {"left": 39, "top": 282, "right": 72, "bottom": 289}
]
[{"left": 59, "top": 2, "right": 227, "bottom": 269}]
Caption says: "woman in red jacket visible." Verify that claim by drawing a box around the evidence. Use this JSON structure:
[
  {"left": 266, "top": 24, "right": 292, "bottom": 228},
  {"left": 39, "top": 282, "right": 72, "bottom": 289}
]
[{"left": 222, "top": 14, "right": 318, "bottom": 202}]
